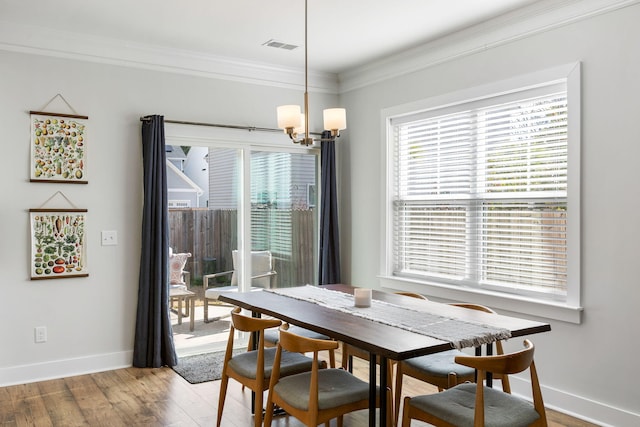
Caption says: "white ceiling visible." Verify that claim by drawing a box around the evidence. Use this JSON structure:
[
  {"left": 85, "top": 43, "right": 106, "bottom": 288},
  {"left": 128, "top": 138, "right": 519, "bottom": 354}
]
[{"left": 0, "top": 0, "right": 543, "bottom": 74}]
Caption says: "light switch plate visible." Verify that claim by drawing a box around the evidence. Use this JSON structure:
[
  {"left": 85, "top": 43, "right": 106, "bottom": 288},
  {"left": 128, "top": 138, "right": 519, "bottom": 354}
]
[{"left": 101, "top": 230, "right": 118, "bottom": 246}]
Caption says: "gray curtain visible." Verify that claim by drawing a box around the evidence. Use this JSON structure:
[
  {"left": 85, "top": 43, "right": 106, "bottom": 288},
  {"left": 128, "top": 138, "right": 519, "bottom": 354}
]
[
  {"left": 319, "top": 130, "right": 341, "bottom": 284},
  {"left": 133, "top": 115, "right": 177, "bottom": 368}
]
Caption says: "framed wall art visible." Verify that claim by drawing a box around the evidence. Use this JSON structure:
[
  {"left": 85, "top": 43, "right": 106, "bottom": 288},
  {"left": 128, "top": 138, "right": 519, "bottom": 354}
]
[
  {"left": 30, "top": 110, "right": 88, "bottom": 183},
  {"left": 29, "top": 208, "right": 88, "bottom": 280}
]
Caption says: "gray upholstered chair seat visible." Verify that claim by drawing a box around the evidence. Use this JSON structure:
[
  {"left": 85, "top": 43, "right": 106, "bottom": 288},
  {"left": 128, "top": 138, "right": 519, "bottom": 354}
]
[
  {"left": 228, "top": 348, "right": 315, "bottom": 379},
  {"left": 404, "top": 349, "right": 475, "bottom": 378},
  {"left": 274, "top": 368, "right": 377, "bottom": 411},
  {"left": 408, "top": 383, "right": 540, "bottom": 427}
]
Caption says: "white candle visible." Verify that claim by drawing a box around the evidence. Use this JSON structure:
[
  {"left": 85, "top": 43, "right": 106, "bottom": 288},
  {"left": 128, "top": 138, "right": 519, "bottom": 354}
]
[{"left": 354, "top": 288, "right": 372, "bottom": 308}]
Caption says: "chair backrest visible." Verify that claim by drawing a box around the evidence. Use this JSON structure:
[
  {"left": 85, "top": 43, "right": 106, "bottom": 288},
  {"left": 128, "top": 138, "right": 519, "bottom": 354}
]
[
  {"left": 268, "top": 325, "right": 339, "bottom": 418},
  {"left": 455, "top": 339, "right": 535, "bottom": 376},
  {"left": 395, "top": 291, "right": 429, "bottom": 300},
  {"left": 450, "top": 302, "right": 511, "bottom": 391},
  {"left": 230, "top": 250, "right": 274, "bottom": 288},
  {"left": 454, "top": 339, "right": 546, "bottom": 424},
  {"left": 277, "top": 324, "right": 339, "bottom": 355},
  {"left": 230, "top": 306, "right": 281, "bottom": 334}
]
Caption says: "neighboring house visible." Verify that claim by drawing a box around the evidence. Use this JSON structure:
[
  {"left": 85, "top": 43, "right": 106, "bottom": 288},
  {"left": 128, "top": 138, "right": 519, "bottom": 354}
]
[
  {"left": 182, "top": 146, "right": 210, "bottom": 208},
  {"left": 166, "top": 145, "right": 203, "bottom": 208}
]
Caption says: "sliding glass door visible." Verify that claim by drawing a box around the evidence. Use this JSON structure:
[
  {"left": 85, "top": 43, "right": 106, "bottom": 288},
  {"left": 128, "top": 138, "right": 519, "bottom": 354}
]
[{"left": 166, "top": 133, "right": 319, "bottom": 292}]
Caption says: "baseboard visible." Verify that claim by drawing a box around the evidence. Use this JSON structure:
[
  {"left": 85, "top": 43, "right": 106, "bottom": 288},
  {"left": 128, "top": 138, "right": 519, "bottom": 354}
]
[
  {"left": 0, "top": 350, "right": 133, "bottom": 387},
  {"left": 510, "top": 376, "right": 640, "bottom": 427}
]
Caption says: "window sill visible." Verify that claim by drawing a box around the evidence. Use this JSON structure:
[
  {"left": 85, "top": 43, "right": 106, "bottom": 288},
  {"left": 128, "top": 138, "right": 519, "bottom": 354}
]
[{"left": 379, "top": 276, "right": 583, "bottom": 324}]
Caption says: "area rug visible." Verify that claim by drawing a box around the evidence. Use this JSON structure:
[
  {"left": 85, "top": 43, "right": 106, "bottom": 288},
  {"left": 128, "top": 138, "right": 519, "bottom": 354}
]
[{"left": 172, "top": 350, "right": 229, "bottom": 384}]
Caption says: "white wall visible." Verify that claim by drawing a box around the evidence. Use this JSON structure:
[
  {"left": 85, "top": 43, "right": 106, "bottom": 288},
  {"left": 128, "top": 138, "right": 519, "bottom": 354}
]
[
  {"left": 0, "top": 50, "right": 336, "bottom": 385},
  {"left": 339, "top": 4, "right": 640, "bottom": 426}
]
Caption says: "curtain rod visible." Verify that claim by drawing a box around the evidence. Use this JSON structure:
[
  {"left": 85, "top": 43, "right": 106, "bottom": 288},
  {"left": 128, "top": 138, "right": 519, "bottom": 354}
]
[{"left": 139, "top": 116, "right": 322, "bottom": 136}]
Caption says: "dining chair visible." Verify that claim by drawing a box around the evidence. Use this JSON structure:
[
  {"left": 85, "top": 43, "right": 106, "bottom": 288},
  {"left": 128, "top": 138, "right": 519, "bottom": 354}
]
[
  {"left": 216, "top": 307, "right": 322, "bottom": 427},
  {"left": 264, "top": 324, "right": 391, "bottom": 427},
  {"left": 400, "top": 339, "right": 547, "bottom": 427},
  {"left": 264, "top": 325, "right": 337, "bottom": 368},
  {"left": 394, "top": 303, "right": 511, "bottom": 426}
]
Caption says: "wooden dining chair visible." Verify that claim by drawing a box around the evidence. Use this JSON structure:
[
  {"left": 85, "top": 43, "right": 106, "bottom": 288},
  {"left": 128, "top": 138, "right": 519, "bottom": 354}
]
[
  {"left": 264, "top": 324, "right": 392, "bottom": 427},
  {"left": 401, "top": 339, "right": 547, "bottom": 427},
  {"left": 394, "top": 303, "right": 511, "bottom": 426},
  {"left": 264, "top": 325, "right": 337, "bottom": 367},
  {"left": 216, "top": 308, "right": 322, "bottom": 427}
]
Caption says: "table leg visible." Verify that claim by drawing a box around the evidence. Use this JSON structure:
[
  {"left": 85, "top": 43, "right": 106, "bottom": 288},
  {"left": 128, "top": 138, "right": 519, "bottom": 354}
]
[
  {"left": 177, "top": 298, "right": 183, "bottom": 325},
  {"left": 379, "top": 355, "right": 388, "bottom": 427},
  {"left": 486, "top": 342, "right": 493, "bottom": 388},
  {"left": 369, "top": 353, "right": 377, "bottom": 427}
]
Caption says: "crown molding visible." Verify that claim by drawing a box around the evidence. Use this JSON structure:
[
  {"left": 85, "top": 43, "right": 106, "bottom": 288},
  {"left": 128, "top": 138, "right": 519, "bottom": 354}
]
[
  {"left": 1, "top": 0, "right": 636, "bottom": 95},
  {"left": 0, "top": 20, "right": 338, "bottom": 94},
  {"left": 338, "top": 0, "right": 640, "bottom": 93}
]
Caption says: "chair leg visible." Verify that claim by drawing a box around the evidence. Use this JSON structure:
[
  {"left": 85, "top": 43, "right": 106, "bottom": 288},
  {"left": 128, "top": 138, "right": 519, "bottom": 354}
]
[
  {"left": 216, "top": 373, "right": 229, "bottom": 426},
  {"left": 204, "top": 297, "right": 209, "bottom": 323},
  {"left": 341, "top": 343, "right": 349, "bottom": 370},
  {"left": 328, "top": 349, "right": 336, "bottom": 368},
  {"left": 446, "top": 372, "right": 458, "bottom": 389},
  {"left": 263, "top": 395, "right": 274, "bottom": 426},
  {"left": 401, "top": 396, "right": 412, "bottom": 427},
  {"left": 394, "top": 363, "right": 404, "bottom": 427},
  {"left": 386, "top": 387, "right": 393, "bottom": 427},
  {"left": 253, "top": 388, "right": 263, "bottom": 427}
]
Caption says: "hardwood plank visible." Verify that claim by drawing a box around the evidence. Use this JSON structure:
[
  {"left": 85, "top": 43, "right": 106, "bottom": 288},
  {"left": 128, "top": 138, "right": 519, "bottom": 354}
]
[
  {"left": 37, "top": 379, "right": 86, "bottom": 427},
  {"left": 6, "top": 383, "right": 53, "bottom": 427},
  {"left": 63, "top": 374, "right": 125, "bottom": 426},
  {"left": 90, "top": 369, "right": 158, "bottom": 425},
  {"left": 0, "top": 386, "right": 16, "bottom": 426}
]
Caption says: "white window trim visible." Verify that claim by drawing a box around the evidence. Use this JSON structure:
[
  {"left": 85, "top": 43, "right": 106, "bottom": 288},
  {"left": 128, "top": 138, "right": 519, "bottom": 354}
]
[{"left": 380, "top": 63, "right": 582, "bottom": 324}]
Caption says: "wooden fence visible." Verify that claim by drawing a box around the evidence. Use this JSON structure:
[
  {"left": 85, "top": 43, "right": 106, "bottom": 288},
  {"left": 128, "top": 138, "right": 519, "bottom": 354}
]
[{"left": 168, "top": 208, "right": 315, "bottom": 288}]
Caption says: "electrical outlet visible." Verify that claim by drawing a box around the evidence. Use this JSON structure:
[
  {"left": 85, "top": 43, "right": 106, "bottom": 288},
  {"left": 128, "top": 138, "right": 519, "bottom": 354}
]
[
  {"left": 101, "top": 230, "right": 118, "bottom": 246},
  {"left": 35, "top": 326, "right": 47, "bottom": 343}
]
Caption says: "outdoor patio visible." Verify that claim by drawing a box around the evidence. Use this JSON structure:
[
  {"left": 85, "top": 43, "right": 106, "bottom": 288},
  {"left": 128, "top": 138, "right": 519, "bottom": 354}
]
[{"left": 169, "top": 295, "right": 238, "bottom": 357}]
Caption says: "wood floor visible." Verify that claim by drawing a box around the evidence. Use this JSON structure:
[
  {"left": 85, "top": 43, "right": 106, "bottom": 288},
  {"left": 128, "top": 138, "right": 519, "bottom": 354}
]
[{"left": 1, "top": 354, "right": 600, "bottom": 427}]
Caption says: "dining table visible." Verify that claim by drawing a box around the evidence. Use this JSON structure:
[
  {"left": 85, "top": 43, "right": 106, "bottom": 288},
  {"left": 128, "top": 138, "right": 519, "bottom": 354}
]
[{"left": 218, "top": 284, "right": 551, "bottom": 427}]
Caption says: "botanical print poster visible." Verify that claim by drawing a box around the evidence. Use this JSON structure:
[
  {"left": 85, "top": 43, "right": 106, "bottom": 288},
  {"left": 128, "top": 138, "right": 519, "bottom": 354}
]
[
  {"left": 30, "top": 112, "right": 88, "bottom": 183},
  {"left": 30, "top": 209, "right": 88, "bottom": 280}
]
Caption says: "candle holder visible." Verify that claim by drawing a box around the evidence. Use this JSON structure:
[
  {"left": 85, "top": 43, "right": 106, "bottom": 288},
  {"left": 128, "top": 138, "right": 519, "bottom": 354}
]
[{"left": 354, "top": 288, "right": 372, "bottom": 308}]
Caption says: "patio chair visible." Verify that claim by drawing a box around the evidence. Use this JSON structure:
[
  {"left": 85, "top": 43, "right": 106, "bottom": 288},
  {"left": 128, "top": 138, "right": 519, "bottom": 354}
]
[
  {"left": 203, "top": 250, "right": 277, "bottom": 322},
  {"left": 168, "top": 250, "right": 192, "bottom": 316}
]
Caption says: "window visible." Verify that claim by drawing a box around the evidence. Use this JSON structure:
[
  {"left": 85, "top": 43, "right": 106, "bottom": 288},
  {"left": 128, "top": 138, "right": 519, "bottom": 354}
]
[{"left": 383, "top": 64, "right": 581, "bottom": 321}]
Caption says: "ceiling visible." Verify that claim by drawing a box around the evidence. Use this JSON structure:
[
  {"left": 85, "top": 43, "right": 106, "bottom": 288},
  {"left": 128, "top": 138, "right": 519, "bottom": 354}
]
[{"left": 0, "top": 0, "right": 543, "bottom": 75}]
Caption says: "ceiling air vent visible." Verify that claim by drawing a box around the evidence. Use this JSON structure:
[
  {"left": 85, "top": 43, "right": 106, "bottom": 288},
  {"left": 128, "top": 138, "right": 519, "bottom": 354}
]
[{"left": 262, "top": 39, "right": 298, "bottom": 51}]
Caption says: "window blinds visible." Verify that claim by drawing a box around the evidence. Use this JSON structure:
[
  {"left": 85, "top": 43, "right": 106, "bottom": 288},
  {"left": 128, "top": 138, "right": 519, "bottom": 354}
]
[{"left": 392, "top": 87, "right": 568, "bottom": 297}]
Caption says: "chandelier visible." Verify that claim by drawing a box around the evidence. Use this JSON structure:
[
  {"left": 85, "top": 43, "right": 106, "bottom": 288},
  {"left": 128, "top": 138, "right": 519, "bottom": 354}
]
[{"left": 276, "top": 0, "right": 346, "bottom": 146}]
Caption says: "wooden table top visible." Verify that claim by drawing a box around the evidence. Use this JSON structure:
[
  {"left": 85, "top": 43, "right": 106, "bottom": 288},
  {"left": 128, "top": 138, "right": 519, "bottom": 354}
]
[{"left": 218, "top": 284, "right": 551, "bottom": 361}]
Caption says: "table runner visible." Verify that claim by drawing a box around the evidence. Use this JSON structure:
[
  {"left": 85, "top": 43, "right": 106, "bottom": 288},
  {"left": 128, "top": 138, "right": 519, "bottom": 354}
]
[{"left": 265, "top": 285, "right": 511, "bottom": 350}]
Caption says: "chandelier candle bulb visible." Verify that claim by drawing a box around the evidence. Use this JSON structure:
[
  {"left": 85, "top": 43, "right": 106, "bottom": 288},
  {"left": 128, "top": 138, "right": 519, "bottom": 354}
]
[
  {"left": 277, "top": 105, "right": 301, "bottom": 130},
  {"left": 323, "top": 108, "right": 347, "bottom": 135},
  {"left": 354, "top": 288, "right": 372, "bottom": 308}
]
